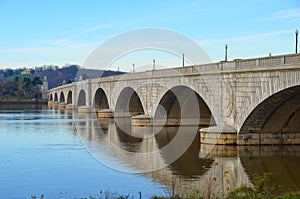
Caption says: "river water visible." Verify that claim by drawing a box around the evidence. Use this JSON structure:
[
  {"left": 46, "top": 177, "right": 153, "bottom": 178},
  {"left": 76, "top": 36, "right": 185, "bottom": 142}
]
[{"left": 0, "top": 108, "right": 299, "bottom": 198}]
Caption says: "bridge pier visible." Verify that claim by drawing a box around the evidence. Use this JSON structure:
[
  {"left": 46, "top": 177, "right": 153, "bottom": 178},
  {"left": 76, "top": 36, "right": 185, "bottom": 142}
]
[
  {"left": 78, "top": 106, "right": 95, "bottom": 113},
  {"left": 200, "top": 125, "right": 237, "bottom": 145},
  {"left": 237, "top": 132, "right": 300, "bottom": 145},
  {"left": 58, "top": 102, "right": 66, "bottom": 109},
  {"left": 97, "top": 109, "right": 114, "bottom": 118},
  {"left": 52, "top": 101, "right": 59, "bottom": 109},
  {"left": 132, "top": 115, "right": 152, "bottom": 126},
  {"left": 48, "top": 101, "right": 54, "bottom": 107},
  {"left": 65, "top": 104, "right": 74, "bottom": 110}
]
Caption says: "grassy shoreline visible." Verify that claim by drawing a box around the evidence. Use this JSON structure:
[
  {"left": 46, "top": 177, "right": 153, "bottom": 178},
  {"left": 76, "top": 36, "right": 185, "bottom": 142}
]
[{"left": 31, "top": 192, "right": 300, "bottom": 199}]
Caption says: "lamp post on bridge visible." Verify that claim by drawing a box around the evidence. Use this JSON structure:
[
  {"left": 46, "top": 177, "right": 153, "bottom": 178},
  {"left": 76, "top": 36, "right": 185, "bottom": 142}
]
[
  {"left": 182, "top": 53, "right": 185, "bottom": 67},
  {"left": 225, "top": 44, "right": 228, "bottom": 61},
  {"left": 153, "top": 59, "right": 156, "bottom": 70},
  {"left": 296, "top": 29, "right": 298, "bottom": 54},
  {"left": 133, "top": 63, "right": 135, "bottom": 73}
]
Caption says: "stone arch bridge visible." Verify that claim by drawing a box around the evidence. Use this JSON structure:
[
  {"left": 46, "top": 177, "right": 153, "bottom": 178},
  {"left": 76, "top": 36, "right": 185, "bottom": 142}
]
[{"left": 48, "top": 53, "right": 300, "bottom": 145}]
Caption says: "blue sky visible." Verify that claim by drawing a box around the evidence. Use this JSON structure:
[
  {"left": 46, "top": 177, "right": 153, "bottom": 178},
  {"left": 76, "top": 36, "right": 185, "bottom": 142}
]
[{"left": 0, "top": 0, "right": 299, "bottom": 70}]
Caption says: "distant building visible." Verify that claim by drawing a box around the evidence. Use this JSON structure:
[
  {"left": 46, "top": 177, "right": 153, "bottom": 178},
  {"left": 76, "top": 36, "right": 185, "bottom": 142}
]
[
  {"left": 41, "top": 76, "right": 48, "bottom": 100},
  {"left": 21, "top": 69, "right": 31, "bottom": 75}
]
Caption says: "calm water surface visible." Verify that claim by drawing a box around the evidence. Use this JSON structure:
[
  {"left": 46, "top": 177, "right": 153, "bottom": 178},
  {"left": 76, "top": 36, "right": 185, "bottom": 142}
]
[
  {"left": 1, "top": 108, "right": 300, "bottom": 198},
  {"left": 0, "top": 108, "right": 166, "bottom": 199}
]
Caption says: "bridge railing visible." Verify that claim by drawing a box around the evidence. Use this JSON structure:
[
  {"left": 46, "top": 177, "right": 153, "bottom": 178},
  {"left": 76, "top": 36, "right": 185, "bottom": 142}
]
[
  {"left": 50, "top": 53, "right": 300, "bottom": 92},
  {"left": 229, "top": 53, "right": 300, "bottom": 70},
  {"left": 285, "top": 54, "right": 300, "bottom": 65},
  {"left": 88, "top": 54, "right": 300, "bottom": 85}
]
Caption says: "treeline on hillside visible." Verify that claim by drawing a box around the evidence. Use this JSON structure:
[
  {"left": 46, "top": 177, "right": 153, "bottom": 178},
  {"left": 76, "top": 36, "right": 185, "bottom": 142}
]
[
  {"left": 0, "top": 64, "right": 123, "bottom": 90},
  {"left": 0, "top": 64, "right": 79, "bottom": 89},
  {"left": 0, "top": 76, "right": 42, "bottom": 103},
  {"left": 36, "top": 65, "right": 79, "bottom": 89}
]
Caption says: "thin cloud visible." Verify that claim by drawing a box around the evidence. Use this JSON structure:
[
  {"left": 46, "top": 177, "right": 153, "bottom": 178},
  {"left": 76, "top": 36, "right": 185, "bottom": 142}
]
[
  {"left": 199, "top": 30, "right": 291, "bottom": 45},
  {"left": 260, "top": 8, "right": 300, "bottom": 21},
  {"left": 0, "top": 47, "right": 47, "bottom": 53},
  {"left": 0, "top": 41, "right": 95, "bottom": 55},
  {"left": 52, "top": 24, "right": 113, "bottom": 45}
]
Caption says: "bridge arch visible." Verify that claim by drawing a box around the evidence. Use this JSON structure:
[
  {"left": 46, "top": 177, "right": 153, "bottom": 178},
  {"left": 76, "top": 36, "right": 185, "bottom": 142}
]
[
  {"left": 115, "top": 87, "right": 144, "bottom": 116},
  {"left": 67, "top": 90, "right": 72, "bottom": 104},
  {"left": 239, "top": 85, "right": 300, "bottom": 143},
  {"left": 54, "top": 93, "right": 58, "bottom": 102},
  {"left": 59, "top": 92, "right": 65, "bottom": 103},
  {"left": 77, "top": 89, "right": 86, "bottom": 107},
  {"left": 154, "top": 85, "right": 215, "bottom": 126},
  {"left": 94, "top": 88, "right": 109, "bottom": 110},
  {"left": 49, "top": 93, "right": 53, "bottom": 101}
]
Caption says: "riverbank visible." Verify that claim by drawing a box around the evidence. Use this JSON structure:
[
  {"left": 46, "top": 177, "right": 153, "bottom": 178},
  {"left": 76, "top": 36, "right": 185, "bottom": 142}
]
[
  {"left": 0, "top": 100, "right": 48, "bottom": 110},
  {"left": 36, "top": 191, "right": 300, "bottom": 199}
]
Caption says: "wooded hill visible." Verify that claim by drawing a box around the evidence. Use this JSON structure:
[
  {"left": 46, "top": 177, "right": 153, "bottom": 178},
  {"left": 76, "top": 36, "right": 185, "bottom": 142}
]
[{"left": 0, "top": 64, "right": 124, "bottom": 89}]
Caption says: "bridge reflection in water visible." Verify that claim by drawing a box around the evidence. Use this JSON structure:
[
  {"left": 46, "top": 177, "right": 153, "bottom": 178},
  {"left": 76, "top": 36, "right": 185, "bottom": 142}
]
[{"left": 60, "top": 109, "right": 300, "bottom": 197}]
